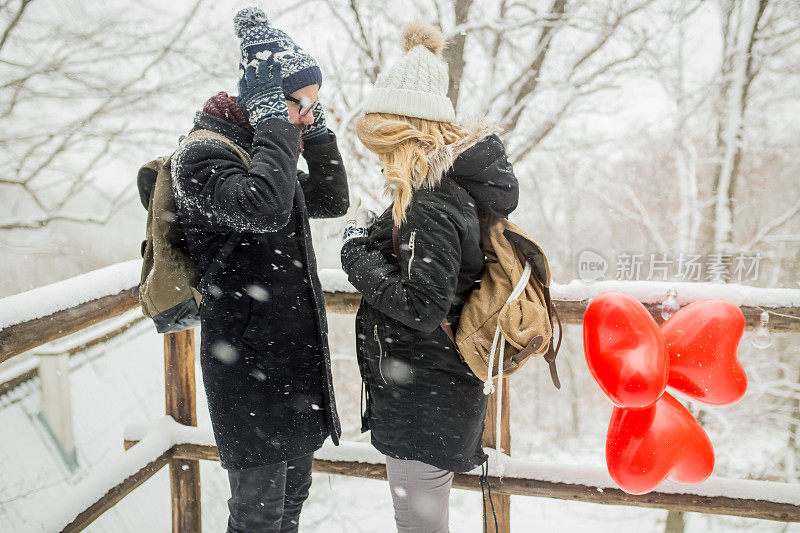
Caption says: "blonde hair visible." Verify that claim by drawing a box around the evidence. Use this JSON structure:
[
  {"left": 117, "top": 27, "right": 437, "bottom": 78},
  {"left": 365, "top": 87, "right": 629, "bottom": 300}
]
[{"left": 355, "top": 113, "right": 468, "bottom": 225}]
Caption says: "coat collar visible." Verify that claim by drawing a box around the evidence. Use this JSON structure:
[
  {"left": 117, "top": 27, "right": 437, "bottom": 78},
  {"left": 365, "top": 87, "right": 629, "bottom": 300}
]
[{"left": 192, "top": 111, "right": 254, "bottom": 148}]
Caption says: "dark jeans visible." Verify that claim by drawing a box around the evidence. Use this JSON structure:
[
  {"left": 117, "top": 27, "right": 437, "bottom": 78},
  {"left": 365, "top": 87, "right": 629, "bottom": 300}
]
[{"left": 226, "top": 452, "right": 315, "bottom": 533}]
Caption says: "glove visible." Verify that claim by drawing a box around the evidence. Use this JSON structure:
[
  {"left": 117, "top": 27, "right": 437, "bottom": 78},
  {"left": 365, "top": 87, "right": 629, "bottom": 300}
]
[
  {"left": 237, "top": 54, "right": 289, "bottom": 127},
  {"left": 342, "top": 198, "right": 377, "bottom": 243},
  {"left": 301, "top": 101, "right": 330, "bottom": 144}
]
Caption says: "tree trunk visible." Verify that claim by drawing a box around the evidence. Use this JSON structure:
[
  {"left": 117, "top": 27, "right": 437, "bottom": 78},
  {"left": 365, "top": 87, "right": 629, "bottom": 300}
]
[
  {"left": 443, "top": 0, "right": 474, "bottom": 111},
  {"left": 710, "top": 0, "right": 768, "bottom": 279}
]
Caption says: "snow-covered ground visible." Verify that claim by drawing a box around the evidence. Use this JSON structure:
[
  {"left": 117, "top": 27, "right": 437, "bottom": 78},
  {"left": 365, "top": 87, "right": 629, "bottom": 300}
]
[{"left": 0, "top": 311, "right": 798, "bottom": 532}]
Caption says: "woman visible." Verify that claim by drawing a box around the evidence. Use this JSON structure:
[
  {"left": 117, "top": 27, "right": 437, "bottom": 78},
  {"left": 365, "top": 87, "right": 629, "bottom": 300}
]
[{"left": 340, "top": 23, "right": 519, "bottom": 532}]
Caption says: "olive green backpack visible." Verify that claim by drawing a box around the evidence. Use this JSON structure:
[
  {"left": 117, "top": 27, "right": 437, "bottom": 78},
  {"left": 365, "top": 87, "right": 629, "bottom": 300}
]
[{"left": 137, "top": 129, "right": 250, "bottom": 333}]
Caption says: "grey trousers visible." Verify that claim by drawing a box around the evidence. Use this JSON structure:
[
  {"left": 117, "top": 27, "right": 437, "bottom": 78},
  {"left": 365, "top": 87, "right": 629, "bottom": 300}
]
[{"left": 385, "top": 456, "right": 454, "bottom": 533}]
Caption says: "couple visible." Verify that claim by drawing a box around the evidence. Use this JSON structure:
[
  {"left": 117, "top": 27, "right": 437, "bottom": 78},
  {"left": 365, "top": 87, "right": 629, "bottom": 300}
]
[{"left": 172, "top": 7, "right": 518, "bottom": 533}]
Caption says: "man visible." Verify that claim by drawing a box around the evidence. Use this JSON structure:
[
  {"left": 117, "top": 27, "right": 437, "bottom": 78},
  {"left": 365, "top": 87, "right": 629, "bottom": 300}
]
[{"left": 171, "top": 7, "right": 347, "bottom": 532}]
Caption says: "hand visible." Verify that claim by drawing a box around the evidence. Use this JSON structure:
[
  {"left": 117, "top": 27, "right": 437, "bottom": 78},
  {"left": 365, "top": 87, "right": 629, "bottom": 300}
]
[
  {"left": 237, "top": 54, "right": 289, "bottom": 127},
  {"left": 301, "top": 101, "right": 329, "bottom": 143},
  {"left": 342, "top": 198, "right": 376, "bottom": 243}
]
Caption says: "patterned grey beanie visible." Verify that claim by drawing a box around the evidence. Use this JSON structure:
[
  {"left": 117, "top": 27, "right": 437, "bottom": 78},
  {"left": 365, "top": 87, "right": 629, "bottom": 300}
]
[{"left": 233, "top": 7, "right": 322, "bottom": 96}]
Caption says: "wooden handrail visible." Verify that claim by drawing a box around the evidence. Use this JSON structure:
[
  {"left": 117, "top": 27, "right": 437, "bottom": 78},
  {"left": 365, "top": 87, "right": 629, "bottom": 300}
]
[
  {"left": 62, "top": 451, "right": 172, "bottom": 532},
  {"left": 3, "top": 285, "right": 798, "bottom": 364},
  {"left": 0, "top": 287, "right": 139, "bottom": 363},
  {"left": 1, "top": 263, "right": 799, "bottom": 532},
  {"left": 115, "top": 440, "right": 800, "bottom": 523}
]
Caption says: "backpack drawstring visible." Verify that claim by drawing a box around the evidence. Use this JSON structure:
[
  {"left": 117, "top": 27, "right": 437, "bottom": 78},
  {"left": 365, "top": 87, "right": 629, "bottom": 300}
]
[
  {"left": 483, "top": 261, "right": 532, "bottom": 476},
  {"left": 480, "top": 459, "right": 498, "bottom": 533},
  {"left": 493, "top": 338, "right": 506, "bottom": 476}
]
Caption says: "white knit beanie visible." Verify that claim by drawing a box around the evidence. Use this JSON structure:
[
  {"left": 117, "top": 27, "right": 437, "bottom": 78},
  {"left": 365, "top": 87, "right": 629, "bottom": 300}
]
[{"left": 362, "top": 23, "right": 455, "bottom": 123}]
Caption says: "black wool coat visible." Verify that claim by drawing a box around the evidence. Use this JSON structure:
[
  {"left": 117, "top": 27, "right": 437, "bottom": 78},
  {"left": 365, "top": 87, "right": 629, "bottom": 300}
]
[
  {"left": 341, "top": 133, "right": 519, "bottom": 473},
  {"left": 172, "top": 112, "right": 347, "bottom": 470}
]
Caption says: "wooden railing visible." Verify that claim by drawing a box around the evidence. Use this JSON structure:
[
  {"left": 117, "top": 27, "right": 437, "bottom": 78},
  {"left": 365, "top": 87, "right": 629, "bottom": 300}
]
[{"left": 1, "top": 263, "right": 799, "bottom": 532}]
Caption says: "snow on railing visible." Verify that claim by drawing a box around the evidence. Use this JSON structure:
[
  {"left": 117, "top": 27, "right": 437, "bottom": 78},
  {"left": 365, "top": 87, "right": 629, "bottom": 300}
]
[
  {"left": 3, "top": 261, "right": 800, "bottom": 363},
  {"left": 2, "top": 261, "right": 799, "bottom": 336},
  {"left": 121, "top": 417, "right": 800, "bottom": 522},
  {"left": 319, "top": 267, "right": 800, "bottom": 309},
  {"left": 2, "top": 261, "right": 800, "bottom": 531},
  {"left": 40, "top": 417, "right": 180, "bottom": 532},
  {"left": 0, "top": 260, "right": 141, "bottom": 332}
]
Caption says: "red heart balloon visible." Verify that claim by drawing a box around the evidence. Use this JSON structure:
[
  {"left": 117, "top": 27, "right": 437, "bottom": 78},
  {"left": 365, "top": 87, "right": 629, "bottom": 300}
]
[
  {"left": 606, "top": 392, "right": 715, "bottom": 494},
  {"left": 584, "top": 291, "right": 668, "bottom": 408},
  {"left": 661, "top": 299, "right": 747, "bottom": 406}
]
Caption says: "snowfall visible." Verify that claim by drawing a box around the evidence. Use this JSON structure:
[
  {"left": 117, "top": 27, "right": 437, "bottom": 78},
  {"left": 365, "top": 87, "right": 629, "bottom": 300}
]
[{"left": 1, "top": 264, "right": 799, "bottom": 532}]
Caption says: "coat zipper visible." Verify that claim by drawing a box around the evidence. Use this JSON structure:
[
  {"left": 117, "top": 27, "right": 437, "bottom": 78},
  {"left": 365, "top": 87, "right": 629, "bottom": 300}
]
[
  {"left": 374, "top": 324, "right": 387, "bottom": 384},
  {"left": 407, "top": 230, "right": 417, "bottom": 279}
]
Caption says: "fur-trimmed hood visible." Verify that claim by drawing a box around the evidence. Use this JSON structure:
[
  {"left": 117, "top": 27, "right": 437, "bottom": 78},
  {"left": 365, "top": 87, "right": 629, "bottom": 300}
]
[{"left": 421, "top": 120, "right": 519, "bottom": 217}]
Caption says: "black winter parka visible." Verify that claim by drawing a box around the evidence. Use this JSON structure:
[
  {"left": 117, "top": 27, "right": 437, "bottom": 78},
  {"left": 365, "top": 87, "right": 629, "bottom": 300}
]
[
  {"left": 341, "top": 133, "right": 518, "bottom": 472},
  {"left": 172, "top": 112, "right": 347, "bottom": 470}
]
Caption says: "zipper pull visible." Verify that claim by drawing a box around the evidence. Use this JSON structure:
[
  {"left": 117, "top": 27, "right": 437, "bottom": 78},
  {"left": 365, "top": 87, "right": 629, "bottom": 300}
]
[
  {"left": 374, "top": 324, "right": 387, "bottom": 384},
  {"left": 407, "top": 230, "right": 417, "bottom": 279}
]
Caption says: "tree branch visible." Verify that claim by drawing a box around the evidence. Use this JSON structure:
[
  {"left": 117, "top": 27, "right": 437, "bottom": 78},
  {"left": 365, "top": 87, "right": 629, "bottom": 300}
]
[
  {"left": 0, "top": 0, "right": 34, "bottom": 55},
  {"left": 744, "top": 196, "right": 800, "bottom": 249},
  {"left": 501, "top": 0, "right": 566, "bottom": 130}
]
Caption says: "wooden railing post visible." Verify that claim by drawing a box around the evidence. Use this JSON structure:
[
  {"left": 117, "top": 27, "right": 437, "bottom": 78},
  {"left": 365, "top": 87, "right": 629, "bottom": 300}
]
[
  {"left": 483, "top": 376, "right": 511, "bottom": 533},
  {"left": 164, "top": 330, "right": 201, "bottom": 532}
]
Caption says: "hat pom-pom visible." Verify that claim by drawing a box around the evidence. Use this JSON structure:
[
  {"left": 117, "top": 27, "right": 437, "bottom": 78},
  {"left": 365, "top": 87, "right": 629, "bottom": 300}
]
[
  {"left": 234, "top": 7, "right": 269, "bottom": 38},
  {"left": 402, "top": 23, "right": 446, "bottom": 57}
]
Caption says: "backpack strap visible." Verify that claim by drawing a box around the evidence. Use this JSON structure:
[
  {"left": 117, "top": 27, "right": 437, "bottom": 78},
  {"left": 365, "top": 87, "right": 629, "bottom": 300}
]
[
  {"left": 182, "top": 128, "right": 252, "bottom": 166},
  {"left": 178, "top": 129, "right": 252, "bottom": 295},
  {"left": 506, "top": 269, "right": 561, "bottom": 389},
  {"left": 392, "top": 224, "right": 456, "bottom": 345},
  {"left": 542, "top": 287, "right": 562, "bottom": 389}
]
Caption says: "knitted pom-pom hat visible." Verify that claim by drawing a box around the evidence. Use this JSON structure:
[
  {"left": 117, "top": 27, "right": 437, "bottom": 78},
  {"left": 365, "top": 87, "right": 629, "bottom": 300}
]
[
  {"left": 233, "top": 6, "right": 322, "bottom": 96},
  {"left": 362, "top": 23, "right": 455, "bottom": 123}
]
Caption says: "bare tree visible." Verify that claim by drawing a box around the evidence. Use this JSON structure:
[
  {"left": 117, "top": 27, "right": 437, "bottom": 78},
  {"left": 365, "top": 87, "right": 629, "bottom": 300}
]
[
  {"left": 709, "top": 0, "right": 769, "bottom": 279},
  {"left": 0, "top": 0, "right": 230, "bottom": 231},
  {"left": 312, "top": 0, "right": 664, "bottom": 224}
]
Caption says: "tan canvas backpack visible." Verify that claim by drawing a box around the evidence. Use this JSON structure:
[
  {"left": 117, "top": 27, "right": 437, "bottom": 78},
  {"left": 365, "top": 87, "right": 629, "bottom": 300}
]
[
  {"left": 455, "top": 215, "right": 561, "bottom": 389},
  {"left": 138, "top": 129, "right": 250, "bottom": 333},
  {"left": 392, "top": 214, "right": 561, "bottom": 389}
]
